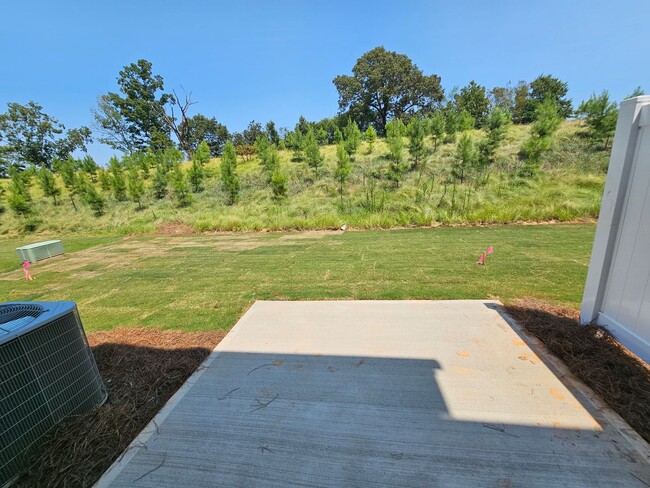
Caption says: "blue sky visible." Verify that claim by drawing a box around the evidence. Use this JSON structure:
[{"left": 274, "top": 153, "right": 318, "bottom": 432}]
[{"left": 1, "top": 0, "right": 647, "bottom": 164}]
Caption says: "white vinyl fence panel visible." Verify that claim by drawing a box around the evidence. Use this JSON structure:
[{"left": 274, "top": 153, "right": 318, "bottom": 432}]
[{"left": 582, "top": 96, "right": 650, "bottom": 363}]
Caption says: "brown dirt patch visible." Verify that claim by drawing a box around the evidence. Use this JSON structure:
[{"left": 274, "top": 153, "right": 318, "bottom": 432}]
[
  {"left": 505, "top": 298, "right": 650, "bottom": 444},
  {"left": 15, "top": 327, "right": 225, "bottom": 488},
  {"left": 155, "top": 222, "right": 196, "bottom": 235}
]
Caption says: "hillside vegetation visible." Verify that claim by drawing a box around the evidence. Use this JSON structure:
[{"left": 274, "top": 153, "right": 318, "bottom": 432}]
[{"left": 0, "top": 120, "right": 608, "bottom": 237}]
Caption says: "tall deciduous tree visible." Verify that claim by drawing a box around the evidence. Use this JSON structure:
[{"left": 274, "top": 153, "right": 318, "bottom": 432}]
[
  {"left": 93, "top": 59, "right": 172, "bottom": 153},
  {"left": 181, "top": 114, "right": 229, "bottom": 156},
  {"left": 0, "top": 101, "right": 91, "bottom": 173},
  {"left": 220, "top": 141, "right": 240, "bottom": 205},
  {"left": 333, "top": 47, "right": 443, "bottom": 133},
  {"left": 576, "top": 91, "right": 618, "bottom": 149}
]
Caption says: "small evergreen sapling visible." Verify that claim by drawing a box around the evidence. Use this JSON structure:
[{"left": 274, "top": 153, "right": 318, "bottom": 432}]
[
  {"left": 385, "top": 119, "right": 408, "bottom": 186},
  {"left": 334, "top": 143, "right": 352, "bottom": 200},
  {"left": 304, "top": 128, "right": 324, "bottom": 175},
  {"left": 365, "top": 126, "right": 377, "bottom": 153},
  {"left": 152, "top": 164, "right": 169, "bottom": 199},
  {"left": 7, "top": 167, "right": 33, "bottom": 217},
  {"left": 127, "top": 166, "right": 145, "bottom": 209},
  {"left": 36, "top": 167, "right": 61, "bottom": 205},
  {"left": 170, "top": 163, "right": 191, "bottom": 207},
  {"left": 220, "top": 141, "right": 240, "bottom": 205}
]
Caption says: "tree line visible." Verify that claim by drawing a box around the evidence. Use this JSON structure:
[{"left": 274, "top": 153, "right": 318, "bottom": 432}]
[{"left": 0, "top": 46, "right": 643, "bottom": 228}]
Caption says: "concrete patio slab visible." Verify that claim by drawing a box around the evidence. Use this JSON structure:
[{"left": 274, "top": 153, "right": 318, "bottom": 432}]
[{"left": 96, "top": 300, "right": 650, "bottom": 487}]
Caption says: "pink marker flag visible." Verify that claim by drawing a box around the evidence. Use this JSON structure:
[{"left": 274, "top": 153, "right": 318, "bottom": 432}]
[
  {"left": 487, "top": 245, "right": 494, "bottom": 254},
  {"left": 477, "top": 252, "right": 485, "bottom": 265}
]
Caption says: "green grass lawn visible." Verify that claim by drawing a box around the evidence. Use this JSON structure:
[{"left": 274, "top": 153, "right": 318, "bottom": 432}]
[{"left": 0, "top": 224, "right": 594, "bottom": 332}]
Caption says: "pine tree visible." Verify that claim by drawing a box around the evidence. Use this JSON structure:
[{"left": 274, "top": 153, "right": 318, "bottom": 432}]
[
  {"left": 220, "top": 141, "right": 240, "bottom": 205},
  {"left": 304, "top": 128, "right": 324, "bottom": 175},
  {"left": 520, "top": 98, "right": 562, "bottom": 177},
  {"left": 97, "top": 169, "right": 112, "bottom": 192},
  {"left": 170, "top": 163, "right": 191, "bottom": 207},
  {"left": 109, "top": 157, "right": 127, "bottom": 201},
  {"left": 57, "top": 157, "right": 80, "bottom": 210},
  {"left": 343, "top": 119, "right": 362, "bottom": 156},
  {"left": 152, "top": 164, "right": 168, "bottom": 199},
  {"left": 188, "top": 158, "right": 205, "bottom": 193},
  {"left": 453, "top": 133, "right": 477, "bottom": 185},
  {"left": 271, "top": 161, "right": 288, "bottom": 201},
  {"left": 161, "top": 147, "right": 183, "bottom": 172},
  {"left": 385, "top": 119, "right": 408, "bottom": 186},
  {"left": 78, "top": 175, "right": 106, "bottom": 216},
  {"left": 577, "top": 91, "right": 618, "bottom": 149},
  {"left": 477, "top": 108, "right": 510, "bottom": 171},
  {"left": 365, "top": 126, "right": 377, "bottom": 153},
  {"left": 317, "top": 127, "right": 328, "bottom": 145},
  {"left": 333, "top": 127, "right": 343, "bottom": 144},
  {"left": 458, "top": 110, "right": 475, "bottom": 131},
  {"left": 407, "top": 117, "right": 426, "bottom": 170},
  {"left": 428, "top": 112, "right": 445, "bottom": 151},
  {"left": 127, "top": 167, "right": 145, "bottom": 209},
  {"left": 36, "top": 167, "right": 61, "bottom": 205},
  {"left": 259, "top": 142, "right": 279, "bottom": 183},
  {"left": 7, "top": 167, "right": 33, "bottom": 217},
  {"left": 193, "top": 141, "right": 211, "bottom": 166},
  {"left": 334, "top": 143, "right": 352, "bottom": 199}
]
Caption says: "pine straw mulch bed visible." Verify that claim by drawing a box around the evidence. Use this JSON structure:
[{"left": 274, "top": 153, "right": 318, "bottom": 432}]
[
  {"left": 15, "top": 328, "right": 225, "bottom": 488},
  {"left": 505, "top": 299, "right": 650, "bottom": 444}
]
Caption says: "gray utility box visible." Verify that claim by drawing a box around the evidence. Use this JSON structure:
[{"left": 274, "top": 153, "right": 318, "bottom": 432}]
[{"left": 16, "top": 240, "right": 64, "bottom": 263}]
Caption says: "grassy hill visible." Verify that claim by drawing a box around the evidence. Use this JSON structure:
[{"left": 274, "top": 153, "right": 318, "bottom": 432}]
[{"left": 0, "top": 120, "right": 609, "bottom": 237}]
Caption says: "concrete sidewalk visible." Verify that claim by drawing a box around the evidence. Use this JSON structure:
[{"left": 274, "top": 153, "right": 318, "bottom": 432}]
[{"left": 96, "top": 300, "right": 650, "bottom": 487}]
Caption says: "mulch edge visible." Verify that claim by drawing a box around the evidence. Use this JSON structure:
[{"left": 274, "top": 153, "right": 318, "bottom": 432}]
[{"left": 503, "top": 299, "right": 650, "bottom": 455}]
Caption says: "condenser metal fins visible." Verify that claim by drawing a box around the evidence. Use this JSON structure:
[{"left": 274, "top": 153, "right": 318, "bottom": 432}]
[{"left": 0, "top": 301, "right": 107, "bottom": 487}]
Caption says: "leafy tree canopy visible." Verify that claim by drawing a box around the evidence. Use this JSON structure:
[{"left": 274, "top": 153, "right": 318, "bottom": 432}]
[
  {"left": 454, "top": 81, "right": 490, "bottom": 128},
  {"left": 182, "top": 114, "right": 229, "bottom": 156},
  {"left": 0, "top": 101, "right": 92, "bottom": 174},
  {"left": 93, "top": 59, "right": 172, "bottom": 153},
  {"left": 524, "top": 74, "right": 573, "bottom": 122},
  {"left": 333, "top": 47, "right": 443, "bottom": 134}
]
